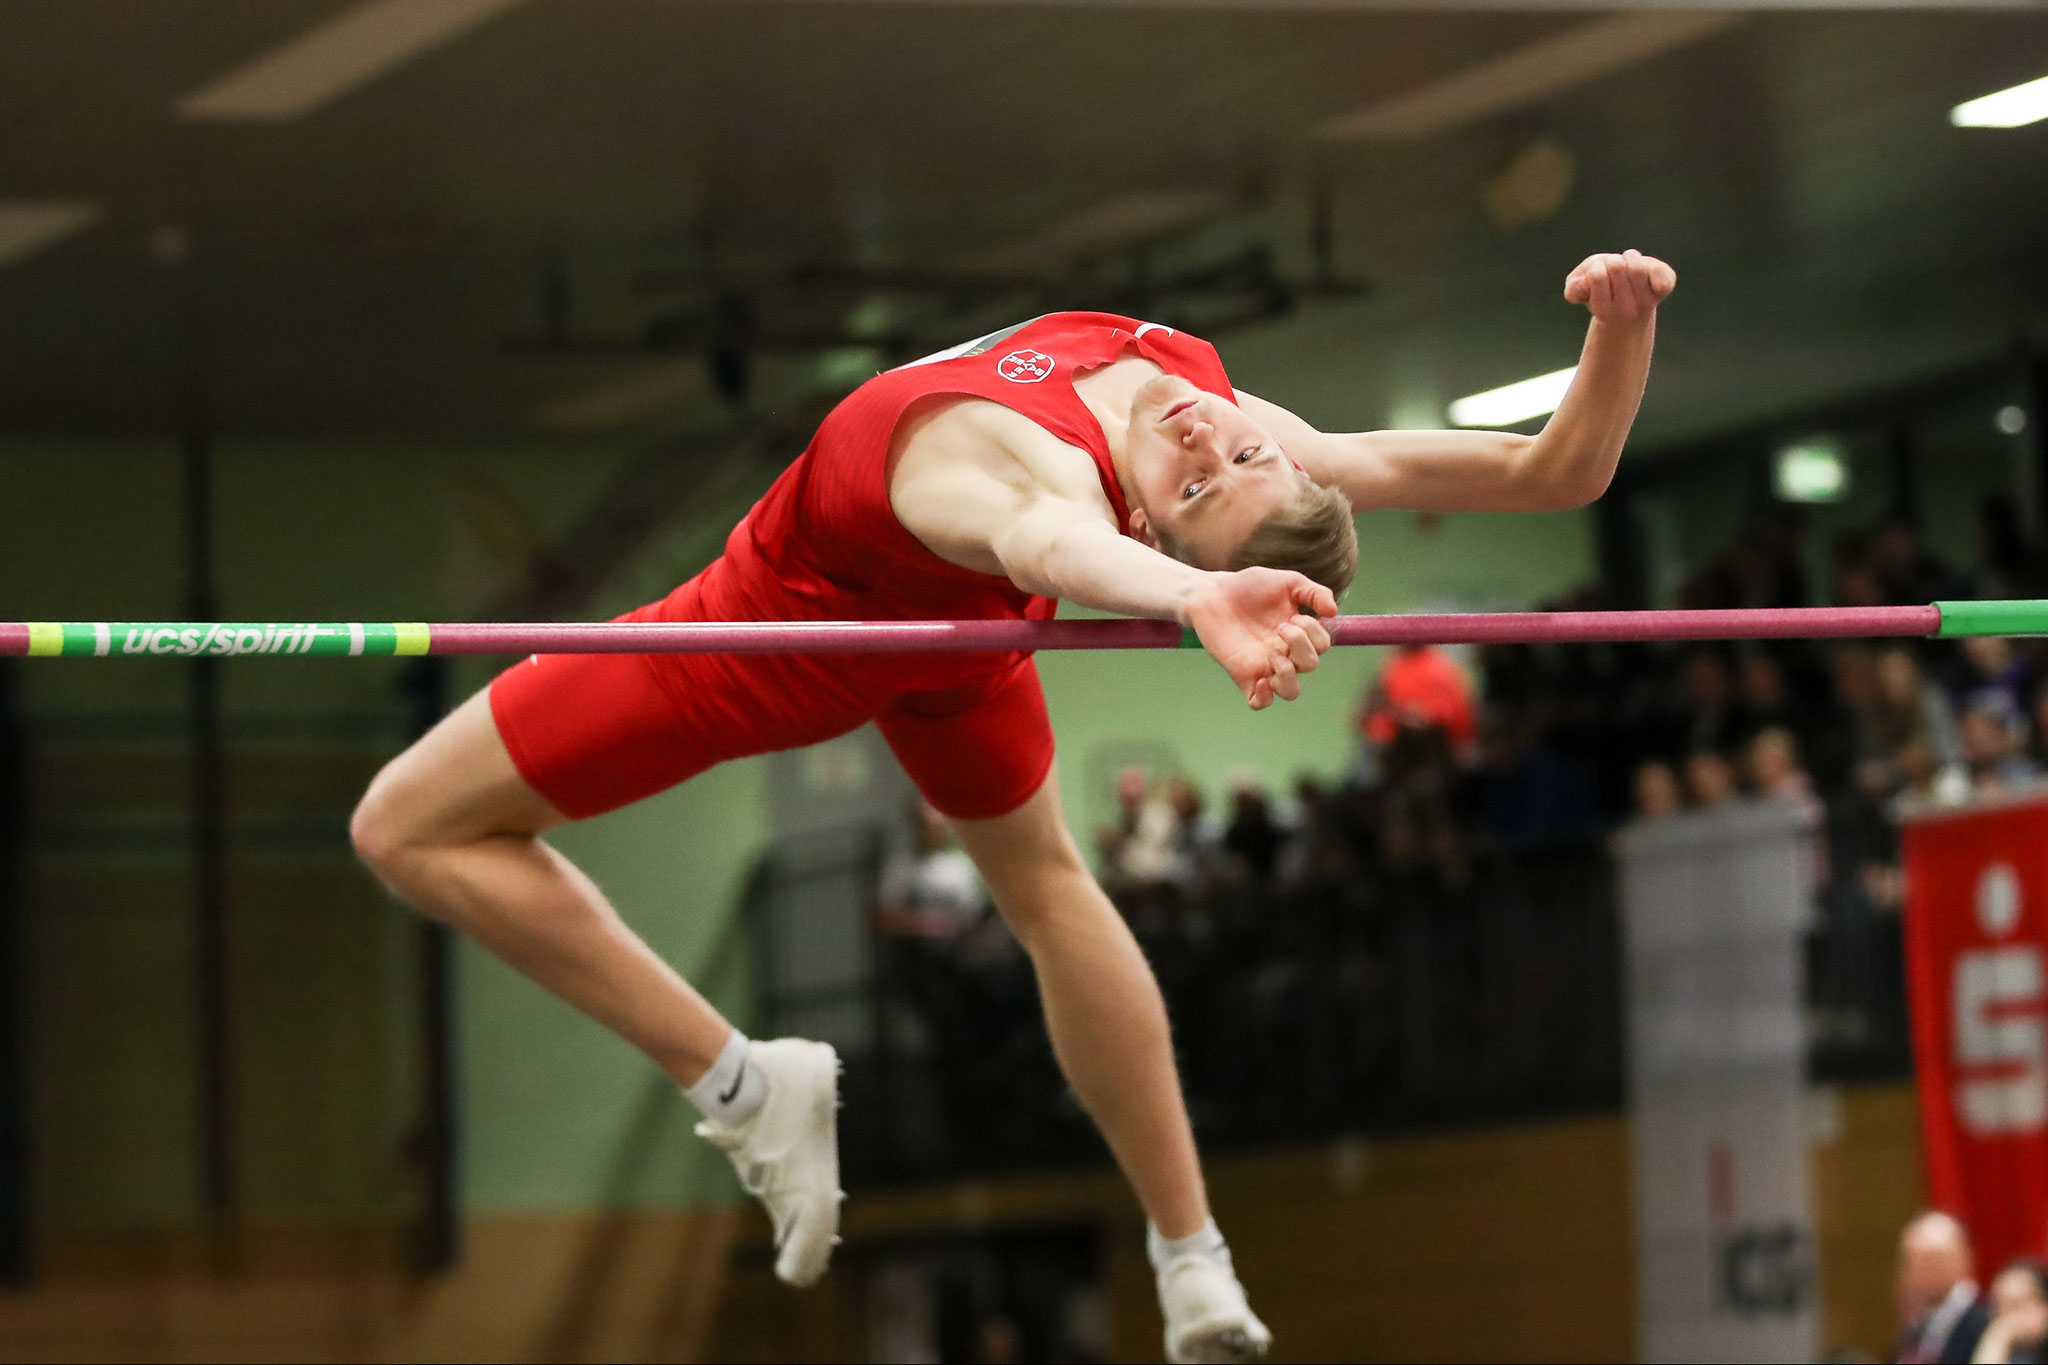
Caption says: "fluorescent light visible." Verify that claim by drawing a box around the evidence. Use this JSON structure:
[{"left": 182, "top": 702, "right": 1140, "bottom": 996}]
[
  {"left": 1775, "top": 441, "right": 1850, "bottom": 504},
  {"left": 1448, "top": 367, "right": 1575, "bottom": 428},
  {"left": 1996, "top": 404, "right": 2028, "bottom": 436},
  {"left": 1317, "top": 13, "right": 1741, "bottom": 143},
  {"left": 0, "top": 202, "right": 99, "bottom": 267},
  {"left": 176, "top": 0, "right": 531, "bottom": 122},
  {"left": 1952, "top": 73, "right": 2048, "bottom": 129}
]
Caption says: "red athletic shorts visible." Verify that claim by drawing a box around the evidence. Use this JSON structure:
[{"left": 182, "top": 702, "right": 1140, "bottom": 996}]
[{"left": 488, "top": 558, "right": 1056, "bottom": 822}]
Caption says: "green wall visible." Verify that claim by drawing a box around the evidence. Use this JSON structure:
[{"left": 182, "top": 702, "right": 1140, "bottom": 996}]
[{"left": 0, "top": 435, "right": 766, "bottom": 1226}]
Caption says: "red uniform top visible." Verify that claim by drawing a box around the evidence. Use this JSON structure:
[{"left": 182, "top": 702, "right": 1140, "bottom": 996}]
[
  {"left": 722, "top": 310, "right": 1236, "bottom": 687},
  {"left": 491, "top": 312, "right": 1237, "bottom": 822}
]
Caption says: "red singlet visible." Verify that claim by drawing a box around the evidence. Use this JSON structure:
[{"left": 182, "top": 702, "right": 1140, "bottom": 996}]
[{"left": 490, "top": 312, "right": 1236, "bottom": 820}]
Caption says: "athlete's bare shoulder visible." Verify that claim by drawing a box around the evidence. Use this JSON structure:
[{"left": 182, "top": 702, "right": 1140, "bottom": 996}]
[{"left": 887, "top": 394, "right": 1117, "bottom": 575}]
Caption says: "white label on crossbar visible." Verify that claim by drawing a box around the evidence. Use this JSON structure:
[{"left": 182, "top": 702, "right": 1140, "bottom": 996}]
[
  {"left": 93, "top": 622, "right": 109, "bottom": 656},
  {"left": 349, "top": 623, "right": 365, "bottom": 656}
]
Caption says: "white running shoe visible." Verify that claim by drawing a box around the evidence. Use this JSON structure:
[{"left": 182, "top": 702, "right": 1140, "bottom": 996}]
[
  {"left": 694, "top": 1038, "right": 843, "bottom": 1288},
  {"left": 1158, "top": 1252, "right": 1273, "bottom": 1364}
]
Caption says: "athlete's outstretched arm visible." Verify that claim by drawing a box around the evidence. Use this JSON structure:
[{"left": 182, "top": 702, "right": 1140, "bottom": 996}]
[
  {"left": 1240, "top": 249, "right": 1676, "bottom": 515},
  {"left": 995, "top": 499, "right": 1335, "bottom": 710}
]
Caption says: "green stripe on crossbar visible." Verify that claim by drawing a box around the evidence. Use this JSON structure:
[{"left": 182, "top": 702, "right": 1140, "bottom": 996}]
[{"left": 1936, "top": 600, "right": 2048, "bottom": 638}]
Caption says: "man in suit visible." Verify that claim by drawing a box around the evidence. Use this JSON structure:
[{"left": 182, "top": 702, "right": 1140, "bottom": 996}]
[{"left": 1896, "top": 1212, "right": 1993, "bottom": 1364}]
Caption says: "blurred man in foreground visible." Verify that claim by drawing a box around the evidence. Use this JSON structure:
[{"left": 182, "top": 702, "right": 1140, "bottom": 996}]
[{"left": 1897, "top": 1212, "right": 1991, "bottom": 1364}]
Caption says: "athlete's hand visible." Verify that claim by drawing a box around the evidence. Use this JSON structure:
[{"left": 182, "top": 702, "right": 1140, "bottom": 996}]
[
  {"left": 1564, "top": 249, "right": 1675, "bottom": 325},
  {"left": 1183, "top": 568, "right": 1338, "bottom": 710}
]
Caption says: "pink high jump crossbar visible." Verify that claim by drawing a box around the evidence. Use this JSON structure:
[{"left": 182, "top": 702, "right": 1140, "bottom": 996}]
[{"left": 1, "top": 602, "right": 2042, "bottom": 659}]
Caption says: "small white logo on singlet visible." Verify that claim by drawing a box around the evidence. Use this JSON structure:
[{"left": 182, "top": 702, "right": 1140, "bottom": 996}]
[{"left": 997, "top": 349, "right": 1055, "bottom": 383}]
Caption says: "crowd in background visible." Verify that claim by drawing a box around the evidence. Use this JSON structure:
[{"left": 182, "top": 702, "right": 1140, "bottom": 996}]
[
  {"left": 864, "top": 496, "right": 2045, "bottom": 1170},
  {"left": 1071, "top": 497, "right": 2048, "bottom": 915}
]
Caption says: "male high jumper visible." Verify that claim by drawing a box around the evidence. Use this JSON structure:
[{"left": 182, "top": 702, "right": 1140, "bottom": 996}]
[{"left": 352, "top": 249, "right": 1675, "bottom": 1363}]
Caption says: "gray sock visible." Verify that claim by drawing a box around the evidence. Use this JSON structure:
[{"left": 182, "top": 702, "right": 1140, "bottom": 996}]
[
  {"left": 684, "top": 1030, "right": 768, "bottom": 1128},
  {"left": 1147, "top": 1218, "right": 1231, "bottom": 1272}
]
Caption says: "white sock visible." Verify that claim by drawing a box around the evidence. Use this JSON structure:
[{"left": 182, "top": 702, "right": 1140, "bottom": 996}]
[
  {"left": 684, "top": 1030, "right": 768, "bottom": 1128},
  {"left": 1147, "top": 1218, "right": 1231, "bottom": 1272}
]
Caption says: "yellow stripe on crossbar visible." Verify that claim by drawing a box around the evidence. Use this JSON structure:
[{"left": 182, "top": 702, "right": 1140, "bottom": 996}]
[
  {"left": 393, "top": 623, "right": 430, "bottom": 656},
  {"left": 25, "top": 623, "right": 62, "bottom": 656}
]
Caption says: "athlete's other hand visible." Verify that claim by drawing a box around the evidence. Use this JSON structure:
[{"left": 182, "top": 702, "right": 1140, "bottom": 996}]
[
  {"left": 1563, "top": 249, "right": 1675, "bottom": 325},
  {"left": 1184, "top": 568, "right": 1337, "bottom": 710}
]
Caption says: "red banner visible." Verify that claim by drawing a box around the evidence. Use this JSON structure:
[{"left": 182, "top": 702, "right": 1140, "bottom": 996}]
[{"left": 1903, "top": 796, "right": 2048, "bottom": 1274}]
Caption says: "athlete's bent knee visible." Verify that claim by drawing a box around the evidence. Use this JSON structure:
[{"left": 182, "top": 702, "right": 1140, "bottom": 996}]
[{"left": 350, "top": 763, "right": 427, "bottom": 888}]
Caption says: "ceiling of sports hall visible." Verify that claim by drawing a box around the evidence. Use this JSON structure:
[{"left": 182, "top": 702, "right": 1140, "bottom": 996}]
[{"left": 1, "top": 1, "right": 2046, "bottom": 450}]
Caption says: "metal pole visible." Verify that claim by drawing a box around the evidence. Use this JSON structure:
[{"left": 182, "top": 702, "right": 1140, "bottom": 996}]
[
  {"left": 183, "top": 427, "right": 233, "bottom": 1243},
  {"left": 0, "top": 660, "right": 29, "bottom": 1282},
  {"left": 399, "top": 657, "right": 459, "bottom": 1272}
]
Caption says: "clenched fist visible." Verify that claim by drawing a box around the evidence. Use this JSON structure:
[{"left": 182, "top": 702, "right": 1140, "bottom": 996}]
[{"left": 1564, "top": 249, "right": 1676, "bottom": 325}]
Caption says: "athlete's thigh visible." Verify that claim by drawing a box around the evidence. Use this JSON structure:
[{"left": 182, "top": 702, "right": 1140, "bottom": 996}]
[
  {"left": 360, "top": 687, "right": 565, "bottom": 845},
  {"left": 947, "top": 764, "right": 1092, "bottom": 908}
]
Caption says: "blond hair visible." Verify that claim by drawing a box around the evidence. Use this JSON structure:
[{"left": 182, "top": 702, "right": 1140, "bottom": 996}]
[{"left": 1233, "top": 480, "right": 1358, "bottom": 597}]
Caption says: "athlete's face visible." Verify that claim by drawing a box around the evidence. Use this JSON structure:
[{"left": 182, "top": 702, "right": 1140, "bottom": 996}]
[{"left": 1123, "top": 375, "right": 1304, "bottom": 568}]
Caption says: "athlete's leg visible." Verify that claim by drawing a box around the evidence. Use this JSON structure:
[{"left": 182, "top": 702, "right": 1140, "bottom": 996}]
[
  {"left": 349, "top": 689, "right": 733, "bottom": 1085},
  {"left": 950, "top": 768, "right": 1210, "bottom": 1239}
]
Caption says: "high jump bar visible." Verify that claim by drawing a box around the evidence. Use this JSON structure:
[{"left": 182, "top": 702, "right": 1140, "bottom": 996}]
[{"left": 2, "top": 601, "right": 2045, "bottom": 658}]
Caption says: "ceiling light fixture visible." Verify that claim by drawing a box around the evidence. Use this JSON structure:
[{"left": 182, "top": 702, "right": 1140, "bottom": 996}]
[
  {"left": 176, "top": 0, "right": 531, "bottom": 123},
  {"left": 1952, "top": 73, "right": 2048, "bottom": 129},
  {"left": 1448, "top": 367, "right": 1576, "bottom": 428},
  {"left": 1317, "top": 12, "right": 1741, "bottom": 143},
  {"left": 0, "top": 202, "right": 99, "bottom": 268}
]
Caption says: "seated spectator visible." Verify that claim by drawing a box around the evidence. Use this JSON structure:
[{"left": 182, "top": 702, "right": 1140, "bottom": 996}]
[
  {"left": 879, "top": 801, "right": 989, "bottom": 940},
  {"left": 1114, "top": 780, "right": 1186, "bottom": 891},
  {"left": 1748, "top": 728, "right": 1818, "bottom": 806},
  {"left": 1976, "top": 1260, "right": 2048, "bottom": 1365},
  {"left": 1475, "top": 713, "right": 1599, "bottom": 854},
  {"left": 1873, "top": 647, "right": 1964, "bottom": 771},
  {"left": 1895, "top": 736, "right": 1973, "bottom": 809},
  {"left": 1360, "top": 643, "right": 1477, "bottom": 757},
  {"left": 1164, "top": 773, "right": 1221, "bottom": 883},
  {"left": 1633, "top": 760, "right": 1683, "bottom": 820},
  {"left": 1677, "top": 648, "right": 1746, "bottom": 757},
  {"left": 1895, "top": 1212, "right": 1990, "bottom": 1365},
  {"left": 1094, "top": 765, "right": 1148, "bottom": 873},
  {"left": 1221, "top": 772, "right": 1288, "bottom": 883},
  {"left": 1737, "top": 649, "right": 1804, "bottom": 745},
  {"left": 1684, "top": 750, "right": 1740, "bottom": 809},
  {"left": 1958, "top": 703, "right": 2042, "bottom": 797},
  {"left": 1951, "top": 636, "right": 2032, "bottom": 732},
  {"left": 1872, "top": 518, "right": 1961, "bottom": 605}
]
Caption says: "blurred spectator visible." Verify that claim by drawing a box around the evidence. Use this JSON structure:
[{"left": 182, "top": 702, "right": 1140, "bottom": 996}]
[
  {"left": 1475, "top": 713, "right": 1600, "bottom": 854},
  {"left": 1684, "top": 750, "right": 1739, "bottom": 809},
  {"left": 879, "top": 801, "right": 988, "bottom": 940},
  {"left": 1749, "top": 728, "right": 1820, "bottom": 807},
  {"left": 1115, "top": 783, "right": 1186, "bottom": 891},
  {"left": 1222, "top": 773, "right": 1287, "bottom": 883},
  {"left": 1975, "top": 1260, "right": 2048, "bottom": 1365},
  {"left": 1895, "top": 1212, "right": 1989, "bottom": 1365},
  {"left": 1958, "top": 704, "right": 2042, "bottom": 797},
  {"left": 1872, "top": 647, "right": 1963, "bottom": 771},
  {"left": 1361, "top": 644, "right": 1477, "bottom": 756},
  {"left": 1164, "top": 773, "right": 1221, "bottom": 883},
  {"left": 1095, "top": 766, "right": 1149, "bottom": 872},
  {"left": 1677, "top": 649, "right": 1746, "bottom": 757},
  {"left": 1951, "top": 636, "right": 2032, "bottom": 731},
  {"left": 1896, "top": 737, "right": 1972, "bottom": 809},
  {"left": 1633, "top": 760, "right": 1683, "bottom": 821},
  {"left": 1737, "top": 650, "right": 1805, "bottom": 745},
  {"left": 1871, "top": 518, "right": 1959, "bottom": 606}
]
